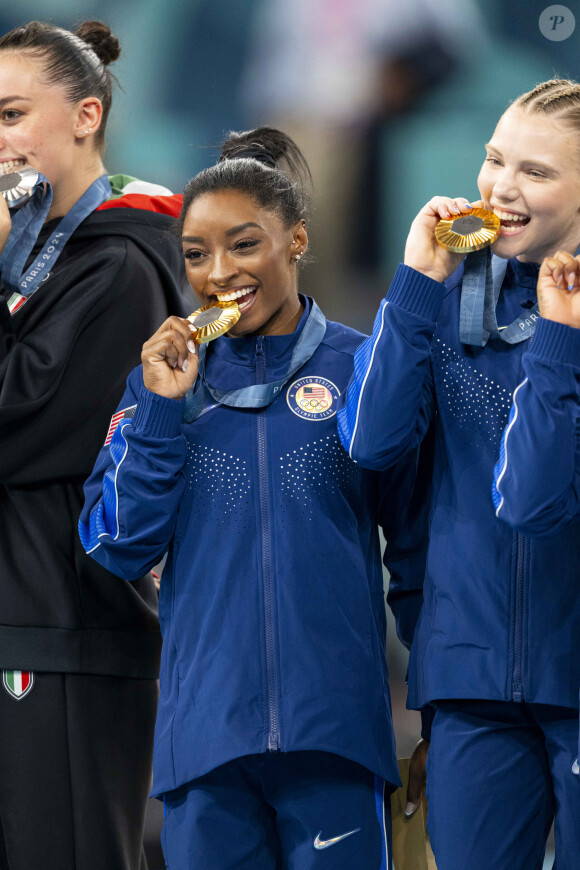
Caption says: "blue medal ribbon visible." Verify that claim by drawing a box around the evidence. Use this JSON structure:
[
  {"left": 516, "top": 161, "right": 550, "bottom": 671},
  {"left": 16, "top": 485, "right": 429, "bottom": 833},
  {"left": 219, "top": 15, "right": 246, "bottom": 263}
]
[
  {"left": 183, "top": 300, "right": 327, "bottom": 423},
  {"left": 0, "top": 173, "right": 111, "bottom": 295},
  {"left": 459, "top": 247, "right": 541, "bottom": 347}
]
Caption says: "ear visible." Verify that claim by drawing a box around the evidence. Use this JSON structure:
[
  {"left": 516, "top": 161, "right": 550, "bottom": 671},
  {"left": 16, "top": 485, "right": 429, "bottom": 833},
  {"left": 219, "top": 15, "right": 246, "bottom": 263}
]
[
  {"left": 74, "top": 98, "right": 103, "bottom": 140},
  {"left": 290, "top": 219, "right": 308, "bottom": 262}
]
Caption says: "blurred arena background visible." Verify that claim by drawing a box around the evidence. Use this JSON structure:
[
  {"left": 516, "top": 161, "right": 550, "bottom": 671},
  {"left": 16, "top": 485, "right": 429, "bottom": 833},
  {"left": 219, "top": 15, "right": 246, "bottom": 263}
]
[{"left": 3, "top": 2, "right": 574, "bottom": 866}]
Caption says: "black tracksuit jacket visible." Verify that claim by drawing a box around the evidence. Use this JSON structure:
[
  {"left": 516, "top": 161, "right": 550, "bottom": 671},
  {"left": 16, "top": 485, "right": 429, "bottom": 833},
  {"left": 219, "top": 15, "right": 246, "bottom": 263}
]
[{"left": 0, "top": 199, "right": 193, "bottom": 679}]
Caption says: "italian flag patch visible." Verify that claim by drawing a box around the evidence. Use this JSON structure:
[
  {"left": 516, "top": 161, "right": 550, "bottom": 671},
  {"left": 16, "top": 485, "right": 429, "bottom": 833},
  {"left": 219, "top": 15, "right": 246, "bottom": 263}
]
[
  {"left": 2, "top": 670, "right": 34, "bottom": 700},
  {"left": 7, "top": 292, "right": 27, "bottom": 315}
]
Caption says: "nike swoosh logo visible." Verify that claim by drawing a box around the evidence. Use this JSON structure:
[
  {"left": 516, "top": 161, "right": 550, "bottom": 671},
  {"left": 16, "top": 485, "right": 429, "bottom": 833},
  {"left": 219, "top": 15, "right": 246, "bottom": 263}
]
[{"left": 313, "top": 828, "right": 361, "bottom": 850}]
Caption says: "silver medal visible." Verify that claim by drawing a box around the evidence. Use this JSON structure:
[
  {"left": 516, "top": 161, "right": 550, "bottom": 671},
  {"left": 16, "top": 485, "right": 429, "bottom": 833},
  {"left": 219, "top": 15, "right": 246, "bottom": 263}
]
[{"left": 0, "top": 166, "right": 39, "bottom": 208}]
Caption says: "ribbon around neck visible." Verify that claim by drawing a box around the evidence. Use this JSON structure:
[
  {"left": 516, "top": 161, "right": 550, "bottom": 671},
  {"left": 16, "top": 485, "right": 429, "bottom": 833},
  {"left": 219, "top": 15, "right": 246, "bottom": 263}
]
[
  {"left": 182, "top": 300, "right": 327, "bottom": 423},
  {"left": 459, "top": 247, "right": 541, "bottom": 347},
  {"left": 0, "top": 173, "right": 112, "bottom": 295}
]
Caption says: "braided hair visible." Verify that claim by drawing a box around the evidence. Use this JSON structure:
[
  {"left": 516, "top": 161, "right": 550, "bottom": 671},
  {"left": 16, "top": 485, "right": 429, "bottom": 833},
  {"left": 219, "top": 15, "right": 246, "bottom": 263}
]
[{"left": 511, "top": 79, "right": 580, "bottom": 141}]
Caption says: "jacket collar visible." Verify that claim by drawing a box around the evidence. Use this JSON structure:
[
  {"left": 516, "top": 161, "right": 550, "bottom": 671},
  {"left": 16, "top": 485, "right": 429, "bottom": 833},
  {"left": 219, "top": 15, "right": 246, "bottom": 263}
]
[{"left": 210, "top": 295, "right": 312, "bottom": 369}]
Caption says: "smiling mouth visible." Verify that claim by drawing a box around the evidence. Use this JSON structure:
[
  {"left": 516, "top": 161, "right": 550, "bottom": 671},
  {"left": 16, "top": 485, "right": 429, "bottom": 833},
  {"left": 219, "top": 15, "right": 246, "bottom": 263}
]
[
  {"left": 0, "top": 159, "right": 28, "bottom": 177},
  {"left": 214, "top": 285, "right": 258, "bottom": 312},
  {"left": 493, "top": 208, "right": 530, "bottom": 233}
]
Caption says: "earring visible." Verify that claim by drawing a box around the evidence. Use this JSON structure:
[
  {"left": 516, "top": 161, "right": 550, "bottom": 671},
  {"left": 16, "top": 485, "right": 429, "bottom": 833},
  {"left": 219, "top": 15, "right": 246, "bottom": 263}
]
[{"left": 293, "top": 253, "right": 302, "bottom": 261}]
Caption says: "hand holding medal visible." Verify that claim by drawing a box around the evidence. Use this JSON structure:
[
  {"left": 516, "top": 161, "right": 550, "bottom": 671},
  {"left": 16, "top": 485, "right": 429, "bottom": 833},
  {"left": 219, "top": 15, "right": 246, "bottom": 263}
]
[
  {"left": 142, "top": 315, "right": 201, "bottom": 400},
  {"left": 142, "top": 303, "right": 241, "bottom": 400},
  {"left": 0, "top": 186, "right": 10, "bottom": 254},
  {"left": 404, "top": 196, "right": 482, "bottom": 284}
]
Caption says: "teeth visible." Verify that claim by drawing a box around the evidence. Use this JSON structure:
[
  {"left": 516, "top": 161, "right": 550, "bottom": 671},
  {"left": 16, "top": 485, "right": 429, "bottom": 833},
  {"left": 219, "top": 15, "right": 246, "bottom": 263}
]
[
  {"left": 216, "top": 286, "right": 256, "bottom": 302},
  {"left": 494, "top": 208, "right": 528, "bottom": 222},
  {"left": 0, "top": 159, "right": 27, "bottom": 177}
]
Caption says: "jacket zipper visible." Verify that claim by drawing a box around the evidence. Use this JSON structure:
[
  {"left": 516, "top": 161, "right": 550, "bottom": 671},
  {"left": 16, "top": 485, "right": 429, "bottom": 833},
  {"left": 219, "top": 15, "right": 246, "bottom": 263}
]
[
  {"left": 512, "top": 531, "right": 526, "bottom": 702},
  {"left": 255, "top": 337, "right": 280, "bottom": 750}
]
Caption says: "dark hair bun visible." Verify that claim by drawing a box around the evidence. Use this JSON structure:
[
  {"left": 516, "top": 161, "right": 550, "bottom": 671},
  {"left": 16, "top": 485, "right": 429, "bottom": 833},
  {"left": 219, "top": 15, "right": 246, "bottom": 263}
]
[
  {"left": 221, "top": 127, "right": 312, "bottom": 188},
  {"left": 76, "top": 21, "right": 121, "bottom": 65}
]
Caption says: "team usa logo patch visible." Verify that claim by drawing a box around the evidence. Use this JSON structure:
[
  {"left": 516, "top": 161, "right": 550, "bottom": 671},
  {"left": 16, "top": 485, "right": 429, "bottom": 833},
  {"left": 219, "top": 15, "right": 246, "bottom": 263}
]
[
  {"left": 2, "top": 670, "right": 34, "bottom": 701},
  {"left": 286, "top": 377, "right": 340, "bottom": 421},
  {"left": 104, "top": 404, "right": 137, "bottom": 446}
]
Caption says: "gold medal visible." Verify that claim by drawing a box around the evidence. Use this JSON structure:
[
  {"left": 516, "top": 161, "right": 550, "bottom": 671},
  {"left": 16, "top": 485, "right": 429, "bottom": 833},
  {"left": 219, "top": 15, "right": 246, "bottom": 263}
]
[
  {"left": 187, "top": 301, "right": 241, "bottom": 343},
  {"left": 0, "top": 166, "right": 39, "bottom": 208},
  {"left": 435, "top": 207, "right": 500, "bottom": 253}
]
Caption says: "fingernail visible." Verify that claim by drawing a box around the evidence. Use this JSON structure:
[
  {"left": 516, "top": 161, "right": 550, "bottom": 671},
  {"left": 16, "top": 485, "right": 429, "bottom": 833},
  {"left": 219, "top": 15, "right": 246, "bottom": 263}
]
[
  {"left": 464, "top": 203, "right": 472, "bottom": 209},
  {"left": 405, "top": 802, "right": 419, "bottom": 817},
  {"left": 568, "top": 284, "right": 575, "bottom": 291},
  {"left": 182, "top": 359, "right": 188, "bottom": 372},
  {"left": 454, "top": 207, "right": 461, "bottom": 214},
  {"left": 169, "top": 359, "right": 177, "bottom": 368},
  {"left": 187, "top": 340, "right": 196, "bottom": 354}
]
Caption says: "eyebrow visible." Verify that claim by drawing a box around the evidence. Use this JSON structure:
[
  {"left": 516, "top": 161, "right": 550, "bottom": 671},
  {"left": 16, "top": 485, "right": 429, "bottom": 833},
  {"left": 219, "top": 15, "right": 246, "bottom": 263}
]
[
  {"left": 485, "top": 143, "right": 558, "bottom": 173},
  {"left": 181, "top": 222, "right": 263, "bottom": 244},
  {"left": 0, "top": 96, "right": 31, "bottom": 106}
]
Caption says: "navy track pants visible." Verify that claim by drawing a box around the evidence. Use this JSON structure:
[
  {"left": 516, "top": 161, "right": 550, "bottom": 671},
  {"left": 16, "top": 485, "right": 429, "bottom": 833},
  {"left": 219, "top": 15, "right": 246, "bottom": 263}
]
[
  {"left": 426, "top": 700, "right": 580, "bottom": 870},
  {"left": 161, "top": 750, "right": 392, "bottom": 870}
]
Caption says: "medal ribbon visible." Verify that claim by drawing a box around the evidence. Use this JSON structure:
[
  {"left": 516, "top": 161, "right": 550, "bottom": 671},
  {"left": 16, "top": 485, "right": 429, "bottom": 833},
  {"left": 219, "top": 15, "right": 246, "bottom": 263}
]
[
  {"left": 460, "top": 242, "right": 580, "bottom": 346},
  {"left": 183, "top": 300, "right": 327, "bottom": 422},
  {"left": 459, "top": 247, "right": 525, "bottom": 346},
  {"left": 0, "top": 173, "right": 111, "bottom": 295}
]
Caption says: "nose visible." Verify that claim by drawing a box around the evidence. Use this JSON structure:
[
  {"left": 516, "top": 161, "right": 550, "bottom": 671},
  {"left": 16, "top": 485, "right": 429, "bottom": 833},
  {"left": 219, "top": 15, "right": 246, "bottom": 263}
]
[
  {"left": 490, "top": 168, "right": 519, "bottom": 202},
  {"left": 208, "top": 251, "right": 237, "bottom": 287}
]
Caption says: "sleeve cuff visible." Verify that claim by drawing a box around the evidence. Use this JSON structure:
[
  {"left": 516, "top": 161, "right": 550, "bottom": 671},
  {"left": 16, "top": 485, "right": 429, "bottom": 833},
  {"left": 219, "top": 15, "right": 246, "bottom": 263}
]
[
  {"left": 529, "top": 317, "right": 580, "bottom": 368},
  {"left": 386, "top": 264, "right": 446, "bottom": 321},
  {"left": 132, "top": 386, "right": 185, "bottom": 438}
]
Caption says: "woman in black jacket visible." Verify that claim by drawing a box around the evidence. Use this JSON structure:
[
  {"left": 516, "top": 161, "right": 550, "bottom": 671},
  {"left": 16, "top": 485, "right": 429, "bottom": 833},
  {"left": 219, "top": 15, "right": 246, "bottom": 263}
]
[{"left": 0, "top": 19, "right": 191, "bottom": 870}]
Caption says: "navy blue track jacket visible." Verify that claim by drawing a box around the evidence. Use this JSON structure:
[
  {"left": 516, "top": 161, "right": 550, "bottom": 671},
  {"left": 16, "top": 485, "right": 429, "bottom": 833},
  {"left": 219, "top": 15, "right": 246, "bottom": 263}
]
[
  {"left": 80, "top": 301, "right": 429, "bottom": 795},
  {"left": 492, "top": 317, "right": 580, "bottom": 533},
  {"left": 338, "top": 262, "right": 580, "bottom": 713}
]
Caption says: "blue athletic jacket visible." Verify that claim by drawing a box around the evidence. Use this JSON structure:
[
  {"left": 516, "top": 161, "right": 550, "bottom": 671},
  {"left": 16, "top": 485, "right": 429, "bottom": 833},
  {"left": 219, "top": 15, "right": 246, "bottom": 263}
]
[
  {"left": 80, "top": 301, "right": 428, "bottom": 795},
  {"left": 338, "top": 262, "right": 580, "bottom": 712},
  {"left": 492, "top": 317, "right": 580, "bottom": 534}
]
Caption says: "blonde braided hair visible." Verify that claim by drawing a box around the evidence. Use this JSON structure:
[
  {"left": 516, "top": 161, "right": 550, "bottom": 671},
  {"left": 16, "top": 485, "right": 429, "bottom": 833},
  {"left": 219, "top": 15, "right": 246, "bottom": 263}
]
[{"left": 511, "top": 79, "right": 580, "bottom": 135}]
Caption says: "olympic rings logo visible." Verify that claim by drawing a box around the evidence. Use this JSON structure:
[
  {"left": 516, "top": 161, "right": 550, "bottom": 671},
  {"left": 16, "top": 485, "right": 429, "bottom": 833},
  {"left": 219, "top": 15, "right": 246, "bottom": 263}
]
[{"left": 300, "top": 397, "right": 330, "bottom": 411}]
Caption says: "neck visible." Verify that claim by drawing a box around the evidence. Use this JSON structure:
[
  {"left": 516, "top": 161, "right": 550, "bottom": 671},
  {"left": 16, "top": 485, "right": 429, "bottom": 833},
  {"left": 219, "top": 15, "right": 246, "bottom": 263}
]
[
  {"left": 259, "top": 297, "right": 304, "bottom": 336},
  {"left": 46, "top": 158, "right": 106, "bottom": 221}
]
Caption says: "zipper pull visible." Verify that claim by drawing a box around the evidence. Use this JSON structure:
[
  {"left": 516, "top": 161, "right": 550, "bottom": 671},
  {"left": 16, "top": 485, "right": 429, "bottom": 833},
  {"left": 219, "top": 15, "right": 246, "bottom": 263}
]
[
  {"left": 255, "top": 335, "right": 265, "bottom": 359},
  {"left": 255, "top": 335, "right": 266, "bottom": 384}
]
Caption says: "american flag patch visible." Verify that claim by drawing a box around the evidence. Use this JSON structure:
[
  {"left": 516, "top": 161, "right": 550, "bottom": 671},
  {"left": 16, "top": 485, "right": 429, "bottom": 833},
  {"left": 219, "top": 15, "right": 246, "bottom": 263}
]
[
  {"left": 104, "top": 405, "right": 137, "bottom": 446},
  {"left": 303, "top": 385, "right": 327, "bottom": 398}
]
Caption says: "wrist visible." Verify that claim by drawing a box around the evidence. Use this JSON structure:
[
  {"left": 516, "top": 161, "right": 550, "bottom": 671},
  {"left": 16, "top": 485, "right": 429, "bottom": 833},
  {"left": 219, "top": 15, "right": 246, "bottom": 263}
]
[
  {"left": 144, "top": 382, "right": 188, "bottom": 401},
  {"left": 132, "top": 386, "right": 185, "bottom": 438},
  {"left": 404, "top": 263, "right": 448, "bottom": 284}
]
